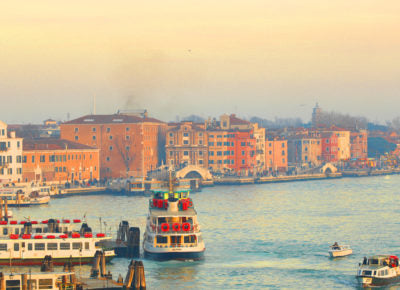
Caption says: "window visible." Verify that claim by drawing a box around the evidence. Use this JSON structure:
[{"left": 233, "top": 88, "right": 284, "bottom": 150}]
[
  {"left": 183, "top": 132, "right": 189, "bottom": 137},
  {"left": 169, "top": 151, "right": 173, "bottom": 157},
  {"left": 231, "top": 160, "right": 234, "bottom": 164},
  {"left": 209, "top": 151, "right": 214, "bottom": 156},
  {"left": 92, "top": 127, "right": 96, "bottom": 132},
  {"left": 282, "top": 143, "right": 285, "bottom": 148},
  {"left": 242, "top": 159, "right": 245, "bottom": 165},
  {"left": 209, "top": 142, "right": 214, "bottom": 146},
  {"left": 199, "top": 151, "right": 203, "bottom": 156},
  {"left": 126, "top": 146, "right": 130, "bottom": 151},
  {"left": 217, "top": 151, "right": 222, "bottom": 156},
  {"left": 126, "top": 135, "right": 130, "bottom": 140},
  {"left": 28, "top": 243, "right": 32, "bottom": 251},
  {"left": 60, "top": 243, "right": 70, "bottom": 250},
  {"left": 6, "top": 280, "right": 20, "bottom": 288},
  {"left": 156, "top": 235, "right": 168, "bottom": 243},
  {"left": 282, "top": 150, "right": 285, "bottom": 156},
  {"left": 199, "top": 140, "right": 203, "bottom": 145},
  {"left": 17, "top": 168, "right": 22, "bottom": 174},
  {"left": 74, "top": 128, "right": 78, "bottom": 133},
  {"left": 109, "top": 146, "right": 113, "bottom": 151},
  {"left": 183, "top": 140, "right": 189, "bottom": 145},
  {"left": 0, "top": 243, "right": 7, "bottom": 251},
  {"left": 183, "top": 151, "right": 189, "bottom": 156},
  {"left": 199, "top": 160, "right": 203, "bottom": 164},
  {"left": 241, "top": 142, "right": 245, "bottom": 146},
  {"left": 47, "top": 243, "right": 57, "bottom": 250},
  {"left": 209, "top": 160, "right": 214, "bottom": 164},
  {"left": 126, "top": 127, "right": 130, "bottom": 131},
  {"left": 217, "top": 142, "right": 222, "bottom": 146},
  {"left": 109, "top": 135, "right": 113, "bottom": 140},
  {"left": 231, "top": 142, "right": 234, "bottom": 146},
  {"left": 242, "top": 151, "right": 245, "bottom": 156},
  {"left": 72, "top": 242, "right": 82, "bottom": 250},
  {"left": 106, "top": 157, "right": 110, "bottom": 162},
  {"left": 106, "top": 127, "right": 111, "bottom": 133},
  {"left": 17, "top": 141, "right": 20, "bottom": 148},
  {"left": 92, "top": 135, "right": 96, "bottom": 140},
  {"left": 39, "top": 279, "right": 53, "bottom": 289},
  {"left": 14, "top": 243, "right": 20, "bottom": 251},
  {"left": 85, "top": 242, "right": 90, "bottom": 250},
  {"left": 75, "top": 136, "right": 78, "bottom": 141},
  {"left": 35, "top": 243, "right": 45, "bottom": 250}
]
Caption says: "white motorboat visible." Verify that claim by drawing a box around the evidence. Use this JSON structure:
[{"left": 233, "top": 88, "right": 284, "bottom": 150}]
[
  {"left": 357, "top": 255, "right": 400, "bottom": 287},
  {"left": 329, "top": 243, "right": 352, "bottom": 257}
]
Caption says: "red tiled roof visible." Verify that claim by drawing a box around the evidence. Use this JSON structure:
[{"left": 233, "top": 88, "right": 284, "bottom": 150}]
[
  {"left": 229, "top": 114, "right": 250, "bottom": 125},
  {"left": 62, "top": 114, "right": 164, "bottom": 125},
  {"left": 23, "top": 138, "right": 97, "bottom": 151}
]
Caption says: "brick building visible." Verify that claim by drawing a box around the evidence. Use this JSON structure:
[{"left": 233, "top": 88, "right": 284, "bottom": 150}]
[
  {"left": 321, "top": 132, "right": 339, "bottom": 162},
  {"left": 265, "top": 138, "right": 288, "bottom": 173},
  {"left": 60, "top": 114, "right": 166, "bottom": 179},
  {"left": 166, "top": 122, "right": 208, "bottom": 168},
  {"left": 22, "top": 139, "right": 99, "bottom": 183},
  {"left": 350, "top": 130, "right": 368, "bottom": 159}
]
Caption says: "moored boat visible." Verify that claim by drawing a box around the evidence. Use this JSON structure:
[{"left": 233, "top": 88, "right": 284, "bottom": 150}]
[
  {"left": 0, "top": 232, "right": 115, "bottom": 266},
  {"left": 0, "top": 271, "right": 77, "bottom": 289},
  {"left": 143, "top": 188, "right": 205, "bottom": 261},
  {"left": 357, "top": 255, "right": 400, "bottom": 287},
  {"left": 0, "top": 191, "right": 50, "bottom": 207},
  {"left": 329, "top": 243, "right": 352, "bottom": 257}
]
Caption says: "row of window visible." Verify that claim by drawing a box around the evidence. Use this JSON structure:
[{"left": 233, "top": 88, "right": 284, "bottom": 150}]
[
  {"left": 0, "top": 242, "right": 90, "bottom": 252},
  {"left": 0, "top": 168, "right": 22, "bottom": 175},
  {"left": 0, "top": 141, "right": 21, "bottom": 148},
  {"left": 25, "top": 154, "right": 93, "bottom": 163},
  {"left": 209, "top": 159, "right": 247, "bottom": 165},
  {"left": 168, "top": 132, "right": 204, "bottom": 138},
  {"left": 0, "top": 156, "right": 21, "bottom": 164}
]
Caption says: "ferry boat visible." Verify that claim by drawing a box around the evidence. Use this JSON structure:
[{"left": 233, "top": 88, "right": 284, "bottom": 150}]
[
  {"left": 357, "top": 255, "right": 400, "bottom": 287},
  {"left": 0, "top": 191, "right": 50, "bottom": 207},
  {"left": 0, "top": 271, "right": 77, "bottom": 289},
  {"left": 0, "top": 232, "right": 115, "bottom": 266},
  {"left": 0, "top": 218, "right": 83, "bottom": 238},
  {"left": 143, "top": 187, "right": 205, "bottom": 261},
  {"left": 329, "top": 243, "right": 352, "bottom": 257}
]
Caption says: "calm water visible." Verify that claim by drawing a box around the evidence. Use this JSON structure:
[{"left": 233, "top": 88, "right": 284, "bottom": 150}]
[{"left": 9, "top": 175, "right": 400, "bottom": 289}]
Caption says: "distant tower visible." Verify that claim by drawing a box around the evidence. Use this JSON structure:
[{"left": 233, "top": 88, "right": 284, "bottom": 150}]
[{"left": 312, "top": 102, "right": 322, "bottom": 128}]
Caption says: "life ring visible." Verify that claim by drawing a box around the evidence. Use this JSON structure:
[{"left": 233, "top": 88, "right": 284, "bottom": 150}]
[
  {"left": 172, "top": 223, "right": 180, "bottom": 232},
  {"left": 182, "top": 223, "right": 191, "bottom": 231},
  {"left": 161, "top": 223, "right": 170, "bottom": 232}
]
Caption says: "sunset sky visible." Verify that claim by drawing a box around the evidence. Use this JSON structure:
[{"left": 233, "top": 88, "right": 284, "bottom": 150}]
[{"left": 1, "top": 1, "right": 399, "bottom": 123}]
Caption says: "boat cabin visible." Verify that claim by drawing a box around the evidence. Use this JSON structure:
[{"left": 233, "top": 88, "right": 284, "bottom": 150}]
[{"left": 0, "top": 271, "right": 76, "bottom": 289}]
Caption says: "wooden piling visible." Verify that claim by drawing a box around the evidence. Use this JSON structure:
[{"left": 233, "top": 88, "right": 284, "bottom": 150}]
[
  {"left": 127, "top": 227, "right": 140, "bottom": 258},
  {"left": 138, "top": 261, "right": 146, "bottom": 290},
  {"left": 90, "top": 251, "right": 102, "bottom": 278},
  {"left": 40, "top": 255, "right": 54, "bottom": 272},
  {"left": 100, "top": 251, "right": 107, "bottom": 277},
  {"left": 0, "top": 272, "right": 5, "bottom": 290},
  {"left": 123, "top": 260, "right": 135, "bottom": 289},
  {"left": 117, "top": 221, "right": 130, "bottom": 242},
  {"left": 134, "top": 261, "right": 141, "bottom": 289},
  {"left": 21, "top": 273, "right": 28, "bottom": 290}
]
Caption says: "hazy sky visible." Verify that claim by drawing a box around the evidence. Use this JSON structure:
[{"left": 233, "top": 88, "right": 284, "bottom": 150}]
[{"left": 1, "top": 1, "right": 399, "bottom": 124}]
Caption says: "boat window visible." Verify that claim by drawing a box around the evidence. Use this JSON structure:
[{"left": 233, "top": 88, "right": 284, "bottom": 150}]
[
  {"left": 47, "top": 243, "right": 57, "bottom": 250},
  {"left": 36, "top": 228, "right": 42, "bottom": 233},
  {"left": 370, "top": 259, "right": 379, "bottom": 265},
  {"left": 385, "top": 269, "right": 388, "bottom": 275},
  {"left": 156, "top": 236, "right": 168, "bottom": 244},
  {"left": 158, "top": 217, "right": 166, "bottom": 224},
  {"left": 35, "top": 243, "right": 45, "bottom": 251},
  {"left": 85, "top": 242, "right": 89, "bottom": 250},
  {"left": 6, "top": 280, "right": 20, "bottom": 288},
  {"left": 14, "top": 243, "right": 19, "bottom": 251},
  {"left": 363, "top": 270, "right": 372, "bottom": 276},
  {"left": 73, "top": 242, "right": 82, "bottom": 250},
  {"left": 0, "top": 243, "right": 7, "bottom": 251},
  {"left": 170, "top": 236, "right": 181, "bottom": 244},
  {"left": 28, "top": 280, "right": 37, "bottom": 289},
  {"left": 38, "top": 278, "right": 53, "bottom": 289},
  {"left": 60, "top": 243, "right": 70, "bottom": 250},
  {"left": 373, "top": 271, "right": 376, "bottom": 275},
  {"left": 3, "top": 228, "right": 7, "bottom": 235},
  {"left": 28, "top": 243, "right": 33, "bottom": 251},
  {"left": 184, "top": 235, "right": 196, "bottom": 243},
  {"left": 15, "top": 228, "right": 19, "bottom": 235}
]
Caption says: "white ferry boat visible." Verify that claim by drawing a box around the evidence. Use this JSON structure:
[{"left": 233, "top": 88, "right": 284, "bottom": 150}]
[
  {"left": 0, "top": 232, "right": 115, "bottom": 266},
  {"left": 143, "top": 189, "right": 205, "bottom": 261},
  {"left": 0, "top": 191, "right": 50, "bottom": 207},
  {"left": 0, "top": 271, "right": 76, "bottom": 289},
  {"left": 329, "top": 243, "right": 352, "bottom": 257},
  {"left": 0, "top": 218, "right": 83, "bottom": 238},
  {"left": 357, "top": 255, "right": 400, "bottom": 287}
]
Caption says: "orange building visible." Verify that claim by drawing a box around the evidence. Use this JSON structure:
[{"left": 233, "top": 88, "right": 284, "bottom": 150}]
[
  {"left": 166, "top": 122, "right": 208, "bottom": 168},
  {"left": 265, "top": 138, "right": 288, "bottom": 173},
  {"left": 60, "top": 114, "right": 166, "bottom": 179},
  {"left": 350, "top": 130, "right": 368, "bottom": 159},
  {"left": 22, "top": 139, "right": 99, "bottom": 183}
]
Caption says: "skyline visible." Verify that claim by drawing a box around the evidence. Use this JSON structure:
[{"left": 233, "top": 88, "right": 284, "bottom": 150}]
[{"left": 1, "top": 1, "right": 400, "bottom": 124}]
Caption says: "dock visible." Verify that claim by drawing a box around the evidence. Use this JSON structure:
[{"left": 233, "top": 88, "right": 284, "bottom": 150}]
[{"left": 52, "top": 186, "right": 107, "bottom": 198}]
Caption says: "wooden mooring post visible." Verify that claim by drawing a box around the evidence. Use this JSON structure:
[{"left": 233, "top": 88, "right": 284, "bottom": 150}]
[
  {"left": 40, "top": 255, "right": 54, "bottom": 272},
  {"left": 127, "top": 227, "right": 140, "bottom": 258},
  {"left": 117, "top": 221, "right": 130, "bottom": 242},
  {"left": 123, "top": 260, "right": 146, "bottom": 290}
]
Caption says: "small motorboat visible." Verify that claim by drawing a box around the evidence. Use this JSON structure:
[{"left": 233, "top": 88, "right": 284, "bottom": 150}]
[{"left": 329, "top": 243, "right": 352, "bottom": 257}]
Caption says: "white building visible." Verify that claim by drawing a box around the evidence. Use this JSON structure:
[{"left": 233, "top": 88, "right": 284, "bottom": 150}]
[{"left": 0, "top": 120, "right": 23, "bottom": 183}]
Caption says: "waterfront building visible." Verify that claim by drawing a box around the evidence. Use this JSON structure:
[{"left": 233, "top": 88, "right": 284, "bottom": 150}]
[
  {"left": 0, "top": 121, "right": 23, "bottom": 183},
  {"left": 265, "top": 138, "right": 288, "bottom": 173},
  {"left": 22, "top": 139, "right": 100, "bottom": 183},
  {"left": 287, "top": 136, "right": 322, "bottom": 167},
  {"left": 60, "top": 113, "right": 166, "bottom": 179},
  {"left": 166, "top": 122, "right": 208, "bottom": 169},
  {"left": 321, "top": 132, "right": 339, "bottom": 162},
  {"left": 350, "top": 130, "right": 368, "bottom": 159}
]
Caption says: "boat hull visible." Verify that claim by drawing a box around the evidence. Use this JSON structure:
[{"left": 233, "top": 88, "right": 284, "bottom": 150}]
[
  {"left": 0, "top": 255, "right": 114, "bottom": 266},
  {"left": 357, "top": 275, "right": 400, "bottom": 288},
  {"left": 144, "top": 248, "right": 205, "bottom": 261},
  {"left": 329, "top": 249, "right": 352, "bottom": 257}
]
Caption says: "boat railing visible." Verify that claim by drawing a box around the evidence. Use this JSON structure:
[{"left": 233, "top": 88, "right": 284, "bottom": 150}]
[
  {"left": 149, "top": 223, "right": 199, "bottom": 234},
  {"left": 154, "top": 242, "right": 198, "bottom": 248}
]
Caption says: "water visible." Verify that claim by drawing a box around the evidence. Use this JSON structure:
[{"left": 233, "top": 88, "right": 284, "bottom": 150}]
[{"left": 9, "top": 175, "right": 400, "bottom": 289}]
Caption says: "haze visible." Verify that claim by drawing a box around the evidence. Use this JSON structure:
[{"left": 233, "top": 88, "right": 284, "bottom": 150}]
[{"left": 1, "top": 0, "right": 399, "bottom": 123}]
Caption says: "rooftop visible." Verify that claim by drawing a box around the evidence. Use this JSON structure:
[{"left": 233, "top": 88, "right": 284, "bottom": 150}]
[
  {"left": 23, "top": 138, "right": 97, "bottom": 151},
  {"left": 63, "top": 114, "right": 164, "bottom": 125}
]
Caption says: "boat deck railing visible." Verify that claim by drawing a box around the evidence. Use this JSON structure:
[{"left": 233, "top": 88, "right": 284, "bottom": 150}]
[{"left": 149, "top": 223, "right": 199, "bottom": 234}]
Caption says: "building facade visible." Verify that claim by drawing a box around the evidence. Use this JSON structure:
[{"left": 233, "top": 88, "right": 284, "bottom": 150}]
[
  {"left": 166, "top": 122, "right": 208, "bottom": 169},
  {"left": 0, "top": 121, "right": 23, "bottom": 183},
  {"left": 60, "top": 114, "right": 166, "bottom": 179},
  {"left": 22, "top": 139, "right": 100, "bottom": 183},
  {"left": 265, "top": 138, "right": 288, "bottom": 173},
  {"left": 350, "top": 130, "right": 368, "bottom": 159},
  {"left": 287, "top": 136, "right": 322, "bottom": 166}
]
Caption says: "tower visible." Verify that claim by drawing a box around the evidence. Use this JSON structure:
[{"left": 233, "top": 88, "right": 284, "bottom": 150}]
[{"left": 312, "top": 103, "right": 322, "bottom": 128}]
